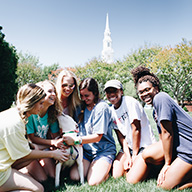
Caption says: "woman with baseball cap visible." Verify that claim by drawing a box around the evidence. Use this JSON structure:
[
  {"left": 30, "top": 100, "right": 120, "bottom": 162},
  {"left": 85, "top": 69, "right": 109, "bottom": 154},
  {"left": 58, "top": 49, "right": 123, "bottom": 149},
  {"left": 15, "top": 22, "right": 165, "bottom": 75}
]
[{"left": 104, "top": 79, "right": 156, "bottom": 179}]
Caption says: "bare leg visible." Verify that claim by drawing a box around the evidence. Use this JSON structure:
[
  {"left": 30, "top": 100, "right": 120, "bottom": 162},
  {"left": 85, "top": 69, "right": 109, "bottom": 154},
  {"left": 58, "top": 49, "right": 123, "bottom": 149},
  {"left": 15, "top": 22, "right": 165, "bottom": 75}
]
[
  {"left": 23, "top": 160, "right": 47, "bottom": 182},
  {"left": 0, "top": 169, "right": 43, "bottom": 192},
  {"left": 159, "top": 157, "right": 192, "bottom": 190},
  {"left": 112, "top": 151, "right": 126, "bottom": 178},
  {"left": 39, "top": 158, "right": 55, "bottom": 178},
  {"left": 87, "top": 159, "right": 112, "bottom": 186},
  {"left": 126, "top": 154, "right": 149, "bottom": 183},
  {"left": 12, "top": 159, "right": 32, "bottom": 170},
  {"left": 126, "top": 141, "right": 164, "bottom": 184},
  {"left": 69, "top": 159, "right": 90, "bottom": 181},
  {"left": 142, "top": 141, "right": 164, "bottom": 165}
]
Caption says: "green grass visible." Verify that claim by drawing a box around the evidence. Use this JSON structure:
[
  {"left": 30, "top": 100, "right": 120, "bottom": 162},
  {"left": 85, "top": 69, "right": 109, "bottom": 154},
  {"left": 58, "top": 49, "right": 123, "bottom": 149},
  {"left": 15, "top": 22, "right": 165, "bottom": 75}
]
[
  {"left": 54, "top": 177, "right": 184, "bottom": 192},
  {"left": 51, "top": 109, "right": 192, "bottom": 192}
]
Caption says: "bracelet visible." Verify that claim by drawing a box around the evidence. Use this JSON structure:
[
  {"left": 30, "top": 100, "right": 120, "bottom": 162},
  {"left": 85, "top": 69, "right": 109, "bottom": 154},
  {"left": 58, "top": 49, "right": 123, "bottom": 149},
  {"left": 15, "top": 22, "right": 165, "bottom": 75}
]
[
  {"left": 74, "top": 137, "right": 82, "bottom": 145},
  {"left": 79, "top": 137, "right": 82, "bottom": 145}
]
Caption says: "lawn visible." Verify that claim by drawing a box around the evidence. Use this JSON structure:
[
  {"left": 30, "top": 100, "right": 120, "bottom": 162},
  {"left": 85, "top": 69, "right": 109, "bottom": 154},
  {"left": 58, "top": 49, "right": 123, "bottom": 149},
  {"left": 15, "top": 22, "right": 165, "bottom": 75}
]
[{"left": 52, "top": 109, "right": 192, "bottom": 192}]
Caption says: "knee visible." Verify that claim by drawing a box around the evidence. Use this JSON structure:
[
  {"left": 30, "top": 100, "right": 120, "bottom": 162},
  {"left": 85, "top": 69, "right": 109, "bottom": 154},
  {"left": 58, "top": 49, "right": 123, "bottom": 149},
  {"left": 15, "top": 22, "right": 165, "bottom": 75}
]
[
  {"left": 126, "top": 174, "right": 139, "bottom": 184},
  {"left": 88, "top": 180, "right": 96, "bottom": 186},
  {"left": 69, "top": 169, "right": 80, "bottom": 181},
  {"left": 112, "top": 171, "right": 122, "bottom": 179},
  {"left": 157, "top": 173, "right": 176, "bottom": 190},
  {"left": 87, "top": 178, "right": 99, "bottom": 186},
  {"left": 112, "top": 161, "right": 123, "bottom": 179},
  {"left": 158, "top": 182, "right": 174, "bottom": 190},
  {"left": 87, "top": 174, "right": 109, "bottom": 186}
]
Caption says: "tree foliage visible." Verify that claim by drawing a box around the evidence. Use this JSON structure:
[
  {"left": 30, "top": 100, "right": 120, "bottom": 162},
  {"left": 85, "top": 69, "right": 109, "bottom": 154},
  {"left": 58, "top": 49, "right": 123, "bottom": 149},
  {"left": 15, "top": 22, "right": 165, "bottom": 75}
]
[
  {"left": 16, "top": 52, "right": 59, "bottom": 87},
  {"left": 147, "top": 39, "right": 192, "bottom": 105},
  {"left": 14, "top": 40, "right": 191, "bottom": 107},
  {"left": 75, "top": 45, "right": 161, "bottom": 99},
  {"left": 74, "top": 41, "right": 191, "bottom": 107},
  {"left": 0, "top": 27, "right": 18, "bottom": 111},
  {"left": 75, "top": 58, "right": 114, "bottom": 98}
]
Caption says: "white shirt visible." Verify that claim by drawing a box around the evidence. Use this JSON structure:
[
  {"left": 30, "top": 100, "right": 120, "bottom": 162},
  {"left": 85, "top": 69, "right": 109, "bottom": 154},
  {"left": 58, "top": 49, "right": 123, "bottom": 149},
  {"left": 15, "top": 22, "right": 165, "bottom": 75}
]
[{"left": 111, "top": 96, "right": 156, "bottom": 149}]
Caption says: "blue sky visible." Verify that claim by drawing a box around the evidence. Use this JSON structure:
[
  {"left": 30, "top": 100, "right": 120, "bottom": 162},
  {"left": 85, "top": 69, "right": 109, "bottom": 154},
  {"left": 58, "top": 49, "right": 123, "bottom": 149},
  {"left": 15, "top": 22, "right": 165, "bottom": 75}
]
[{"left": 1, "top": 0, "right": 192, "bottom": 68}]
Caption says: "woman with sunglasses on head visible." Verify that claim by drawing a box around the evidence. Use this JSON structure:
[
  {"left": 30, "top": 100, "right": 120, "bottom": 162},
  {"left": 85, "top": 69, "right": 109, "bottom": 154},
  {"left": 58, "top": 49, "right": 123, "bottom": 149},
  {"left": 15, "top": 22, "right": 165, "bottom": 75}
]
[
  {"left": 126, "top": 65, "right": 192, "bottom": 190},
  {"left": 63, "top": 78, "right": 116, "bottom": 186},
  {"left": 104, "top": 79, "right": 156, "bottom": 179},
  {"left": 56, "top": 69, "right": 81, "bottom": 118},
  {"left": 0, "top": 83, "right": 68, "bottom": 192}
]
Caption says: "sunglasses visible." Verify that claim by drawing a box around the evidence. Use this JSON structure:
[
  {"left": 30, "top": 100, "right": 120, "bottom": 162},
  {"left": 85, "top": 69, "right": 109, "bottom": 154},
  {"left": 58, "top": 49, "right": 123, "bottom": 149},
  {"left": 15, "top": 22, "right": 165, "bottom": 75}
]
[{"left": 62, "top": 83, "right": 75, "bottom": 89}]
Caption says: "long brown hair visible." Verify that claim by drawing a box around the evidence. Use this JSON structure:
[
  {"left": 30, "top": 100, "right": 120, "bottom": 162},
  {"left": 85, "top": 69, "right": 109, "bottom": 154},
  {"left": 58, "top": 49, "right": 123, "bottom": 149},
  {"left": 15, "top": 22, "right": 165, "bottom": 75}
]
[
  {"left": 78, "top": 78, "right": 100, "bottom": 122},
  {"left": 37, "top": 80, "right": 62, "bottom": 124}
]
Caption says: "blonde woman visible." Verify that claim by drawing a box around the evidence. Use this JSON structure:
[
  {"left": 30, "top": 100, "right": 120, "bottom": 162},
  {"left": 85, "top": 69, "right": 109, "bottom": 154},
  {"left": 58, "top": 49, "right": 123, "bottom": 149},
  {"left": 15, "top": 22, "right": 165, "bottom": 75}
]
[
  {"left": 26, "top": 80, "right": 65, "bottom": 186},
  {"left": 56, "top": 69, "right": 80, "bottom": 118},
  {"left": 0, "top": 83, "right": 68, "bottom": 192}
]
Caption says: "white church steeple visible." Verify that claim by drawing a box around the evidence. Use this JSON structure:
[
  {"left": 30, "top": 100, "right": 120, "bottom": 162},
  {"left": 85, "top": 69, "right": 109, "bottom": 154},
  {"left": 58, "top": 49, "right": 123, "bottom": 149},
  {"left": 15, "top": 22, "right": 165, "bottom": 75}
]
[{"left": 102, "top": 13, "right": 114, "bottom": 64}]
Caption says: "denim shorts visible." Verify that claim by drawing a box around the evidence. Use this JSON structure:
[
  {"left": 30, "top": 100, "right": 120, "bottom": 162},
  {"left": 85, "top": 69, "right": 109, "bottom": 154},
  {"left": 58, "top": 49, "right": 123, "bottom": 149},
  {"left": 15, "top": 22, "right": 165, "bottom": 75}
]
[
  {"left": 83, "top": 154, "right": 114, "bottom": 165},
  {"left": 178, "top": 153, "right": 192, "bottom": 165}
]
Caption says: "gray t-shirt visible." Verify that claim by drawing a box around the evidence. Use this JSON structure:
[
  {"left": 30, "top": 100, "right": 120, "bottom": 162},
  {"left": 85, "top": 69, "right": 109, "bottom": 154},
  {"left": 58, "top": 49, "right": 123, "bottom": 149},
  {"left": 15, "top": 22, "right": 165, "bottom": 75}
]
[
  {"left": 78, "top": 100, "right": 116, "bottom": 161},
  {"left": 153, "top": 92, "right": 192, "bottom": 164}
]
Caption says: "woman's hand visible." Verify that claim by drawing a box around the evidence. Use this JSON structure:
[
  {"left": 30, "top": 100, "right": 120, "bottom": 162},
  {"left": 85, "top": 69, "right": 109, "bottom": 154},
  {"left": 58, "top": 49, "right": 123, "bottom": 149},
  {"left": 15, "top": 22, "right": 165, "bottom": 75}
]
[
  {"left": 51, "top": 138, "right": 65, "bottom": 149},
  {"left": 131, "top": 154, "right": 137, "bottom": 163},
  {"left": 63, "top": 135, "right": 75, "bottom": 146},
  {"left": 157, "top": 164, "right": 170, "bottom": 186},
  {"left": 124, "top": 156, "right": 133, "bottom": 171},
  {"left": 52, "top": 149, "right": 70, "bottom": 162}
]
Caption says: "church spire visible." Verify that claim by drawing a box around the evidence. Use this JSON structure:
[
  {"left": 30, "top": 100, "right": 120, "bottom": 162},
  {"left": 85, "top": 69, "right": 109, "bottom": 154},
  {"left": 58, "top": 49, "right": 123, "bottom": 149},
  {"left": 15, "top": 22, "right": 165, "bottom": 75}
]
[
  {"left": 105, "top": 13, "right": 110, "bottom": 33},
  {"left": 101, "top": 13, "right": 114, "bottom": 64}
]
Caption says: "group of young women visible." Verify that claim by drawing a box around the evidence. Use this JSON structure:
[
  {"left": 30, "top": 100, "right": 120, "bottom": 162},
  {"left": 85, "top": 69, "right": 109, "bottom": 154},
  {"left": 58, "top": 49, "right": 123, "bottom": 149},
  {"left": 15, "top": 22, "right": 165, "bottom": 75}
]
[{"left": 0, "top": 66, "right": 191, "bottom": 191}]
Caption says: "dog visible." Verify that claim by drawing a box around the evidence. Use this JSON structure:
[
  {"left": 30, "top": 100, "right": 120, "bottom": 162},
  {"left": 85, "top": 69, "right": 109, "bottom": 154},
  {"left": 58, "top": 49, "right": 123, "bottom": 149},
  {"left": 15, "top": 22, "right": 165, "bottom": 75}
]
[{"left": 55, "top": 113, "right": 84, "bottom": 187}]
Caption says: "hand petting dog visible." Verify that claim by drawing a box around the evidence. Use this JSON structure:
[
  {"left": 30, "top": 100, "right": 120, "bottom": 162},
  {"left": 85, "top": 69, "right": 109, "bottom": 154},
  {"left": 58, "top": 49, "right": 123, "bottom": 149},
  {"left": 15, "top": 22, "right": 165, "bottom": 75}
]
[{"left": 63, "top": 135, "right": 82, "bottom": 146}]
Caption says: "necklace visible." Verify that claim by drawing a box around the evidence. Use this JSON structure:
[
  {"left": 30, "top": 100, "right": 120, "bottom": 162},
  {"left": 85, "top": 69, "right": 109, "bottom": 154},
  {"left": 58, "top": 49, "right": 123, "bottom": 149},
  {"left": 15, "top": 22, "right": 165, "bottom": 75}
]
[{"left": 87, "top": 104, "right": 95, "bottom": 111}]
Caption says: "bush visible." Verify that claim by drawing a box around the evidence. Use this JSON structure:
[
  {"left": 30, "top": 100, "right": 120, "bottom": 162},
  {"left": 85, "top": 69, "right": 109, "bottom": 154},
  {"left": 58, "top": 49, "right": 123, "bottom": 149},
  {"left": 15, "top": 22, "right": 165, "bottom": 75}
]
[{"left": 0, "top": 27, "right": 18, "bottom": 112}]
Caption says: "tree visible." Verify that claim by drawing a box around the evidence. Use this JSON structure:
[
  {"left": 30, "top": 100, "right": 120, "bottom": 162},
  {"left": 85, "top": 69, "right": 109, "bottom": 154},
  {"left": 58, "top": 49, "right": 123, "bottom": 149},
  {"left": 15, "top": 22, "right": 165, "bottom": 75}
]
[
  {"left": 74, "top": 45, "right": 162, "bottom": 99},
  {"left": 42, "top": 63, "right": 59, "bottom": 81},
  {"left": 0, "top": 26, "right": 18, "bottom": 111},
  {"left": 75, "top": 58, "right": 119, "bottom": 98},
  {"left": 113, "top": 45, "right": 161, "bottom": 100},
  {"left": 74, "top": 42, "right": 191, "bottom": 106},
  {"left": 16, "top": 52, "right": 60, "bottom": 87},
  {"left": 121, "top": 45, "right": 162, "bottom": 80},
  {"left": 147, "top": 39, "right": 192, "bottom": 106},
  {"left": 16, "top": 52, "right": 42, "bottom": 87}
]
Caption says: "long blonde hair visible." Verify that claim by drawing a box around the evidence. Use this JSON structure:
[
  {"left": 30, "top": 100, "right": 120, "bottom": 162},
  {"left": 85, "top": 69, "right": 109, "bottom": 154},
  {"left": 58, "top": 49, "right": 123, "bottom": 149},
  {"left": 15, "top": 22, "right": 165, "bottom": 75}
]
[
  {"left": 56, "top": 69, "right": 80, "bottom": 117},
  {"left": 37, "top": 80, "right": 62, "bottom": 124},
  {"left": 16, "top": 83, "right": 46, "bottom": 122}
]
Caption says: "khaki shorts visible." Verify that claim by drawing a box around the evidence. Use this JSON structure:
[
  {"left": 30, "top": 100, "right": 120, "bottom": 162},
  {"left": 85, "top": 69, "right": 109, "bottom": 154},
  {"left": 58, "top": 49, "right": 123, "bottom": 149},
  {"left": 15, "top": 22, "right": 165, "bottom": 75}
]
[{"left": 0, "top": 167, "right": 11, "bottom": 186}]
